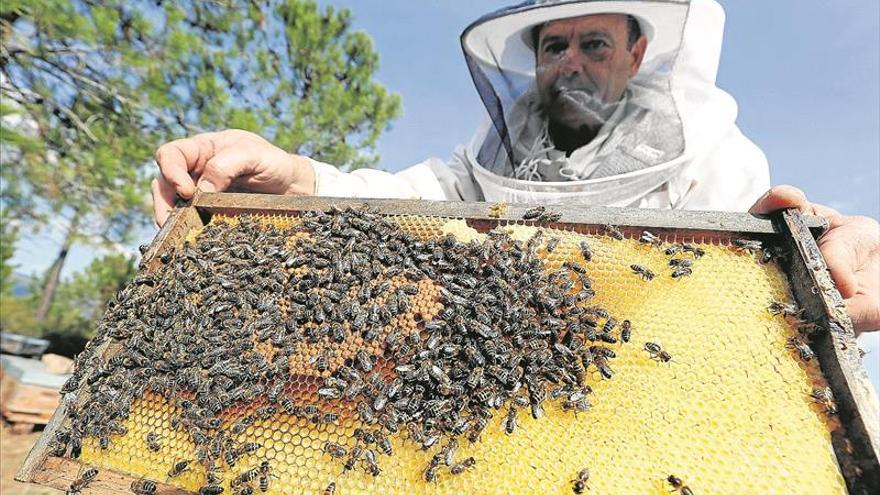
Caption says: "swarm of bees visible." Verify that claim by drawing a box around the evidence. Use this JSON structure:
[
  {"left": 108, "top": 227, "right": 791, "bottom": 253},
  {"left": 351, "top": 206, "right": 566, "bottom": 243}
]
[
  {"left": 54, "top": 206, "right": 636, "bottom": 493},
  {"left": 50, "top": 208, "right": 808, "bottom": 495}
]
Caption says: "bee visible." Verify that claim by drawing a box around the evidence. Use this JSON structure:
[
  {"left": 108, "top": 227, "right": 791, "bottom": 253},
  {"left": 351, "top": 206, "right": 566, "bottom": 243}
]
[
  {"left": 671, "top": 267, "right": 693, "bottom": 278},
  {"left": 733, "top": 238, "right": 762, "bottom": 253},
  {"left": 206, "top": 462, "right": 222, "bottom": 484},
  {"left": 278, "top": 398, "right": 299, "bottom": 417},
  {"left": 504, "top": 406, "right": 518, "bottom": 435},
  {"left": 198, "top": 484, "right": 224, "bottom": 495},
  {"left": 344, "top": 445, "right": 364, "bottom": 472},
  {"left": 602, "top": 317, "right": 617, "bottom": 334},
  {"left": 323, "top": 441, "right": 347, "bottom": 459},
  {"left": 231, "top": 415, "right": 256, "bottom": 434},
  {"left": 146, "top": 432, "right": 162, "bottom": 452},
  {"left": 255, "top": 405, "right": 276, "bottom": 420},
  {"left": 579, "top": 240, "right": 592, "bottom": 262},
  {"left": 644, "top": 342, "right": 672, "bottom": 362},
  {"left": 267, "top": 382, "right": 285, "bottom": 403},
  {"left": 450, "top": 457, "right": 476, "bottom": 475},
  {"left": 225, "top": 446, "right": 243, "bottom": 467},
  {"left": 594, "top": 357, "right": 614, "bottom": 379},
  {"left": 571, "top": 467, "right": 590, "bottom": 494},
  {"left": 130, "top": 479, "right": 157, "bottom": 495},
  {"left": 630, "top": 264, "right": 655, "bottom": 281},
  {"left": 232, "top": 465, "right": 260, "bottom": 486},
  {"left": 357, "top": 402, "right": 376, "bottom": 424},
  {"left": 786, "top": 337, "right": 814, "bottom": 361},
  {"left": 355, "top": 350, "right": 374, "bottom": 372},
  {"left": 667, "top": 474, "right": 694, "bottom": 495},
  {"left": 468, "top": 416, "right": 489, "bottom": 443},
  {"left": 108, "top": 421, "right": 128, "bottom": 436},
  {"left": 811, "top": 387, "right": 838, "bottom": 415},
  {"left": 603, "top": 224, "right": 624, "bottom": 240},
  {"left": 545, "top": 237, "right": 560, "bottom": 253},
  {"left": 301, "top": 403, "right": 319, "bottom": 418},
  {"left": 354, "top": 427, "right": 376, "bottom": 445},
  {"left": 681, "top": 243, "right": 705, "bottom": 258},
  {"left": 323, "top": 482, "right": 336, "bottom": 495},
  {"left": 407, "top": 423, "right": 425, "bottom": 445},
  {"left": 168, "top": 459, "right": 192, "bottom": 477},
  {"left": 665, "top": 244, "right": 682, "bottom": 256},
  {"left": 668, "top": 258, "right": 693, "bottom": 268},
  {"left": 318, "top": 387, "right": 342, "bottom": 400},
  {"left": 236, "top": 442, "right": 262, "bottom": 456},
  {"left": 423, "top": 457, "right": 441, "bottom": 482},
  {"left": 375, "top": 431, "right": 393, "bottom": 455},
  {"left": 309, "top": 349, "right": 333, "bottom": 372},
  {"left": 761, "top": 246, "right": 786, "bottom": 264},
  {"left": 620, "top": 320, "right": 632, "bottom": 343},
  {"left": 363, "top": 449, "right": 381, "bottom": 476},
  {"left": 639, "top": 230, "right": 663, "bottom": 248},
  {"left": 538, "top": 211, "right": 563, "bottom": 222},
  {"left": 563, "top": 260, "right": 587, "bottom": 274},
  {"left": 768, "top": 300, "right": 804, "bottom": 319},
  {"left": 234, "top": 487, "right": 254, "bottom": 495},
  {"left": 67, "top": 466, "right": 99, "bottom": 495},
  {"left": 522, "top": 206, "right": 546, "bottom": 220},
  {"left": 439, "top": 437, "right": 459, "bottom": 466}
]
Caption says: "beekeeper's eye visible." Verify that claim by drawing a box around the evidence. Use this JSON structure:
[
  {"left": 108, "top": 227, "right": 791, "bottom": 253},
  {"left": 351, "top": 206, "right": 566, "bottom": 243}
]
[
  {"left": 543, "top": 40, "right": 568, "bottom": 55},
  {"left": 580, "top": 38, "right": 609, "bottom": 53}
]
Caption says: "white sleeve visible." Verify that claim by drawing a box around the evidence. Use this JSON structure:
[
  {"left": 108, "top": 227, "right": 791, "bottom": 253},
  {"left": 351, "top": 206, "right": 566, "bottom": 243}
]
[
  {"left": 310, "top": 151, "right": 482, "bottom": 202},
  {"left": 679, "top": 125, "right": 771, "bottom": 212}
]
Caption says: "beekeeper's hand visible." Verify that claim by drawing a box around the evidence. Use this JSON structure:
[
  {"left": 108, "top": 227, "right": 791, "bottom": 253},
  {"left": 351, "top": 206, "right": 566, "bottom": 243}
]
[
  {"left": 750, "top": 185, "right": 880, "bottom": 334},
  {"left": 152, "top": 130, "right": 315, "bottom": 226}
]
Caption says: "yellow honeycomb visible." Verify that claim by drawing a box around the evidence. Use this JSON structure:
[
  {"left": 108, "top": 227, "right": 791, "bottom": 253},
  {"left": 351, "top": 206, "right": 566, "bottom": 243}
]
[{"left": 73, "top": 215, "right": 845, "bottom": 495}]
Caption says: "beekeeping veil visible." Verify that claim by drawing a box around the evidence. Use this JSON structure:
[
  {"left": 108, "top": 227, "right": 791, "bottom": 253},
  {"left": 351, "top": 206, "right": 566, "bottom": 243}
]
[{"left": 460, "top": 0, "right": 696, "bottom": 205}]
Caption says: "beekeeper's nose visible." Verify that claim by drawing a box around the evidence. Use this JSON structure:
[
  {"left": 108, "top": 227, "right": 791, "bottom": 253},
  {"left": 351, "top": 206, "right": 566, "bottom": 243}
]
[{"left": 559, "top": 48, "right": 585, "bottom": 78}]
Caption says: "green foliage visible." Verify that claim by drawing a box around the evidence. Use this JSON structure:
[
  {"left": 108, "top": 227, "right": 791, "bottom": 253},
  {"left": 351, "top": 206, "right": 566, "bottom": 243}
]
[
  {"left": 0, "top": 209, "right": 18, "bottom": 295},
  {"left": 0, "top": 273, "right": 40, "bottom": 336},
  {"left": 0, "top": 0, "right": 400, "bottom": 330},
  {"left": 3, "top": 0, "right": 399, "bottom": 239},
  {"left": 46, "top": 253, "right": 136, "bottom": 337},
  {"left": 0, "top": 253, "right": 136, "bottom": 338}
]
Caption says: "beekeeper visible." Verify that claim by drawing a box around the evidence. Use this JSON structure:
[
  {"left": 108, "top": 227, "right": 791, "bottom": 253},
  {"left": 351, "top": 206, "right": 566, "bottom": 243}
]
[{"left": 150, "top": 0, "right": 878, "bottom": 333}]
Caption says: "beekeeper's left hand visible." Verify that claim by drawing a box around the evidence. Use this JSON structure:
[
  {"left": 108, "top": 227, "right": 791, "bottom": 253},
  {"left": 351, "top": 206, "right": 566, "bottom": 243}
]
[{"left": 750, "top": 185, "right": 880, "bottom": 334}]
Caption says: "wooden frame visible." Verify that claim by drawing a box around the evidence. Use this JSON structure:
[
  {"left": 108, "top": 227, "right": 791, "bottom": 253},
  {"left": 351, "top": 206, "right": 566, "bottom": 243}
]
[{"left": 16, "top": 192, "right": 879, "bottom": 494}]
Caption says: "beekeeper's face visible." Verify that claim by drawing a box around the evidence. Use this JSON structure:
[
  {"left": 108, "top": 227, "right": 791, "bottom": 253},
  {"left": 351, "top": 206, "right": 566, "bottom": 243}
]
[{"left": 535, "top": 14, "right": 647, "bottom": 130}]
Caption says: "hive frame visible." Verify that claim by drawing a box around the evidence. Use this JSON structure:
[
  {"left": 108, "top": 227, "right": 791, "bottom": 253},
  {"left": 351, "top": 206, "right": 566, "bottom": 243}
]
[{"left": 16, "top": 192, "right": 879, "bottom": 494}]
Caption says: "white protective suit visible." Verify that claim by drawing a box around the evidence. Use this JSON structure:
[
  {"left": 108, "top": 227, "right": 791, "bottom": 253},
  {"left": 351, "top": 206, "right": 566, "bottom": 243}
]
[{"left": 310, "top": 0, "right": 769, "bottom": 212}]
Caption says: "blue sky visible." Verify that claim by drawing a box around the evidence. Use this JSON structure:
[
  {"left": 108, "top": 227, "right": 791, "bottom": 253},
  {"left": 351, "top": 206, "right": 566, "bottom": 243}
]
[{"left": 9, "top": 1, "right": 879, "bottom": 388}]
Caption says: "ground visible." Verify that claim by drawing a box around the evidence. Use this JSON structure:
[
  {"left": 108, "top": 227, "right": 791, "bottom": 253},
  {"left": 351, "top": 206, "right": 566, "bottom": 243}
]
[{"left": 0, "top": 424, "right": 60, "bottom": 495}]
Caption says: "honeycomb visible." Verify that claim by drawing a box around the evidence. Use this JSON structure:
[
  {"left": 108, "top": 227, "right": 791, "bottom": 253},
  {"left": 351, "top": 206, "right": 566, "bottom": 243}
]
[{"left": 60, "top": 212, "right": 844, "bottom": 495}]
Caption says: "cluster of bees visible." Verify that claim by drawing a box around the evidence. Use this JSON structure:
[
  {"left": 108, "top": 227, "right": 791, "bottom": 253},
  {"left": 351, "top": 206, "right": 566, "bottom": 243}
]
[
  {"left": 50, "top": 203, "right": 819, "bottom": 495},
  {"left": 766, "top": 299, "right": 837, "bottom": 418},
  {"left": 50, "top": 205, "right": 636, "bottom": 494}
]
